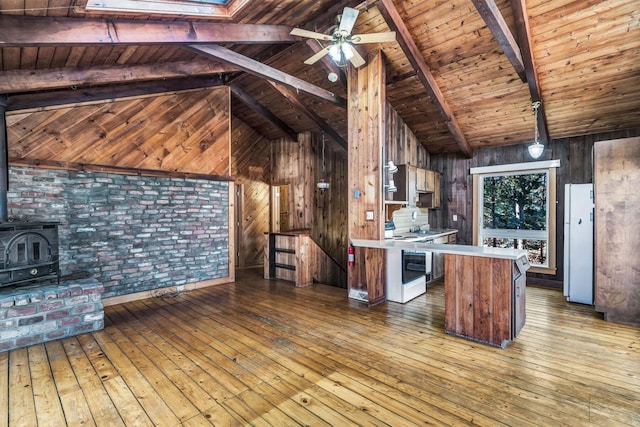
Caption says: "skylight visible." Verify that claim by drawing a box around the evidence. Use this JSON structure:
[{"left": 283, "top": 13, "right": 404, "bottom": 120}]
[{"left": 84, "top": 0, "right": 250, "bottom": 18}]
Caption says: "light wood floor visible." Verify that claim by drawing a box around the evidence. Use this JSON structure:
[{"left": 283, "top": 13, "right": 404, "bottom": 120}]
[{"left": 2, "top": 268, "right": 639, "bottom": 426}]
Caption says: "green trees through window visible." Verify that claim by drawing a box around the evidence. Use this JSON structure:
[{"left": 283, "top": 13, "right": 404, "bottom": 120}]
[{"left": 481, "top": 172, "right": 549, "bottom": 267}]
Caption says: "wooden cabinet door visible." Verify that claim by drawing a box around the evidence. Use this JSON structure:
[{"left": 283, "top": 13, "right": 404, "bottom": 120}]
[
  {"left": 432, "top": 172, "right": 441, "bottom": 208},
  {"left": 416, "top": 168, "right": 427, "bottom": 192},
  {"left": 425, "top": 169, "right": 435, "bottom": 192}
]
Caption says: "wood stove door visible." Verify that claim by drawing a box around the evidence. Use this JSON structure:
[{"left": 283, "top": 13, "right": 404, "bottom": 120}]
[{"left": 6, "top": 232, "right": 51, "bottom": 267}]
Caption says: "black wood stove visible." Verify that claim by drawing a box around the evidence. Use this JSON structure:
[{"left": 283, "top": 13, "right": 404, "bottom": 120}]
[{"left": 0, "top": 222, "right": 60, "bottom": 287}]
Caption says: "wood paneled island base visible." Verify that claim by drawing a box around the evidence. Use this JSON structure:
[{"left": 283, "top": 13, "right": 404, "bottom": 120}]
[{"left": 445, "top": 253, "right": 527, "bottom": 348}]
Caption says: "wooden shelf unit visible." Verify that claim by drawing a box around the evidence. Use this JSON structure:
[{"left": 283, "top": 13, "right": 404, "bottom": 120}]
[{"left": 264, "top": 232, "right": 346, "bottom": 287}]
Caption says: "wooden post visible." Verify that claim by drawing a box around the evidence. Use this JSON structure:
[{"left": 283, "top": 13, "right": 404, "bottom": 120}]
[
  {"left": 347, "top": 50, "right": 387, "bottom": 306},
  {"left": 0, "top": 95, "right": 8, "bottom": 222}
]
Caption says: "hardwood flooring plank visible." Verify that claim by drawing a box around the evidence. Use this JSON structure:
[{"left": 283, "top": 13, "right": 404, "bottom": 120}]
[
  {"left": 106, "top": 305, "right": 218, "bottom": 413},
  {"left": 100, "top": 320, "right": 202, "bottom": 422},
  {"left": 74, "top": 331, "right": 154, "bottom": 426},
  {"left": 27, "top": 345, "right": 66, "bottom": 427},
  {"left": 134, "top": 293, "right": 389, "bottom": 426},
  {"left": 100, "top": 376, "right": 154, "bottom": 427},
  {"left": 43, "top": 340, "right": 96, "bottom": 427},
  {"left": 0, "top": 352, "right": 8, "bottom": 427},
  {"left": 128, "top": 298, "right": 336, "bottom": 426},
  {"left": 194, "top": 288, "right": 530, "bottom": 426},
  {"left": 248, "top": 290, "right": 599, "bottom": 426},
  {"left": 91, "top": 330, "right": 182, "bottom": 426},
  {"left": 61, "top": 336, "right": 128, "bottom": 427},
  {"left": 181, "top": 413, "right": 215, "bottom": 426},
  {"left": 3, "top": 268, "right": 639, "bottom": 426},
  {"left": 154, "top": 286, "right": 492, "bottom": 426},
  {"left": 8, "top": 348, "right": 36, "bottom": 426}
]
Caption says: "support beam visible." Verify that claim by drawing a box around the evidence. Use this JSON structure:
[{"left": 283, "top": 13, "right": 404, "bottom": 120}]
[
  {"left": 470, "top": 0, "right": 526, "bottom": 82},
  {"left": 0, "top": 60, "right": 237, "bottom": 94},
  {"left": 376, "top": 0, "right": 473, "bottom": 158},
  {"left": 268, "top": 81, "right": 347, "bottom": 151},
  {"left": 229, "top": 83, "right": 298, "bottom": 141},
  {"left": 6, "top": 76, "right": 224, "bottom": 112},
  {"left": 511, "top": 0, "right": 550, "bottom": 144},
  {"left": 188, "top": 44, "right": 347, "bottom": 108},
  {"left": 0, "top": 15, "right": 296, "bottom": 46},
  {"left": 0, "top": 96, "right": 8, "bottom": 221}
]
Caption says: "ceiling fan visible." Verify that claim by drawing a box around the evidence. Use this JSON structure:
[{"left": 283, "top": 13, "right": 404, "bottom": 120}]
[{"left": 290, "top": 7, "right": 396, "bottom": 68}]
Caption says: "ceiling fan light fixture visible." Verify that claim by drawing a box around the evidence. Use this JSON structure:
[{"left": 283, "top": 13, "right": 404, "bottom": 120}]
[
  {"left": 328, "top": 44, "right": 341, "bottom": 62},
  {"left": 341, "top": 43, "right": 354, "bottom": 60}
]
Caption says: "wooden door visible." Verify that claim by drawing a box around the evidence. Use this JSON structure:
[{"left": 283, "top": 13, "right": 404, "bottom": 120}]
[{"left": 271, "top": 185, "right": 290, "bottom": 232}]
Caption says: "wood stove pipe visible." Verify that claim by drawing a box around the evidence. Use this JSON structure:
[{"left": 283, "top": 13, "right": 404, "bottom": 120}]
[{"left": 0, "top": 95, "right": 8, "bottom": 222}]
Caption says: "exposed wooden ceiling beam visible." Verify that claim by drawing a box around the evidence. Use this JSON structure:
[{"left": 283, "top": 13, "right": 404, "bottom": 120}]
[
  {"left": 268, "top": 81, "right": 347, "bottom": 151},
  {"left": 511, "top": 0, "right": 550, "bottom": 144},
  {"left": 0, "top": 14, "right": 296, "bottom": 46},
  {"left": 188, "top": 44, "right": 347, "bottom": 109},
  {"left": 5, "top": 76, "right": 224, "bottom": 112},
  {"left": 470, "top": 0, "right": 526, "bottom": 82},
  {"left": 228, "top": 83, "right": 298, "bottom": 141},
  {"left": 0, "top": 60, "right": 238, "bottom": 94},
  {"left": 376, "top": 0, "right": 472, "bottom": 158}
]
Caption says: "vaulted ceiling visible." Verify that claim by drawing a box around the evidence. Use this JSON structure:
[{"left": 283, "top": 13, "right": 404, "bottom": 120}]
[{"left": 1, "top": 0, "right": 638, "bottom": 158}]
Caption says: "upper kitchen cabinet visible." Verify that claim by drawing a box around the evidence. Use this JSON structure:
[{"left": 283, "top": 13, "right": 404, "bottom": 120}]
[
  {"left": 416, "top": 169, "right": 436, "bottom": 193},
  {"left": 385, "top": 165, "right": 441, "bottom": 209},
  {"left": 386, "top": 164, "right": 415, "bottom": 205},
  {"left": 417, "top": 172, "right": 441, "bottom": 209}
]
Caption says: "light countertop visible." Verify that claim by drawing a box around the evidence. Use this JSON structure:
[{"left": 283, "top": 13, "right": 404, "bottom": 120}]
[{"left": 351, "top": 238, "right": 528, "bottom": 261}]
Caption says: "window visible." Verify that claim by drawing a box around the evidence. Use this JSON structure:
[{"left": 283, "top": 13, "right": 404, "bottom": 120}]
[{"left": 472, "top": 160, "right": 559, "bottom": 274}]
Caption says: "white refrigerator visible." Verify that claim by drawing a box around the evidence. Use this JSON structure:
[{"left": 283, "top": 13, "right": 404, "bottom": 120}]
[{"left": 563, "top": 183, "right": 594, "bottom": 304}]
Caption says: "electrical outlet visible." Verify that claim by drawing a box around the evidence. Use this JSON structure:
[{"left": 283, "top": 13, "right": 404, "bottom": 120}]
[
  {"left": 453, "top": 214, "right": 458, "bottom": 221},
  {"left": 366, "top": 211, "right": 374, "bottom": 221}
]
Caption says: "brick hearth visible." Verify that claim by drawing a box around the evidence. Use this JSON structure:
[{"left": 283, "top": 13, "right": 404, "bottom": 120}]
[{"left": 0, "top": 278, "right": 103, "bottom": 352}]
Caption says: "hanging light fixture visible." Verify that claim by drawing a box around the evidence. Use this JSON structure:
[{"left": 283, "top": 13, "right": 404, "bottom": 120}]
[
  {"left": 528, "top": 101, "right": 544, "bottom": 159},
  {"left": 317, "top": 132, "right": 330, "bottom": 193}
]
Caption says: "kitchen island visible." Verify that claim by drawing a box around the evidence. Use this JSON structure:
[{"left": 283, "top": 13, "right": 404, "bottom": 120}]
[{"left": 351, "top": 239, "right": 530, "bottom": 347}]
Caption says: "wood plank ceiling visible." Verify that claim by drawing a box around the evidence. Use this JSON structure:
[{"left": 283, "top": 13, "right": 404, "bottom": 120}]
[{"left": 0, "top": 0, "right": 638, "bottom": 158}]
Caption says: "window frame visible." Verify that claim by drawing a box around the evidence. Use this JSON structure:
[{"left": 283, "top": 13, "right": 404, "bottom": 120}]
[{"left": 471, "top": 160, "right": 559, "bottom": 274}]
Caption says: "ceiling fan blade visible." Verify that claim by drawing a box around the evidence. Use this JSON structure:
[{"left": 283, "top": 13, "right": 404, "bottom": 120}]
[
  {"left": 304, "top": 46, "right": 332, "bottom": 65},
  {"left": 351, "top": 31, "right": 397, "bottom": 44},
  {"left": 339, "top": 7, "right": 359, "bottom": 34},
  {"left": 290, "top": 28, "right": 333, "bottom": 41},
  {"left": 344, "top": 44, "right": 366, "bottom": 68}
]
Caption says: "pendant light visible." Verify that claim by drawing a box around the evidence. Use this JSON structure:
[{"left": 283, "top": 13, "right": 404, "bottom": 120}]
[
  {"left": 317, "top": 132, "right": 330, "bottom": 193},
  {"left": 528, "top": 101, "right": 544, "bottom": 159}
]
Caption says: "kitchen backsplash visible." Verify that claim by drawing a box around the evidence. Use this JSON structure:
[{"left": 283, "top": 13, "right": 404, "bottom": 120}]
[{"left": 390, "top": 207, "right": 430, "bottom": 233}]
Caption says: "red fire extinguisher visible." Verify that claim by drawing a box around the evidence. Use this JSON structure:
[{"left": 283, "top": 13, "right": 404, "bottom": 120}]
[{"left": 348, "top": 244, "right": 355, "bottom": 267}]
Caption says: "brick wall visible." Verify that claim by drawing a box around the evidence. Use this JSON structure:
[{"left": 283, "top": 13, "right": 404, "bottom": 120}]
[
  {"left": 0, "top": 278, "right": 103, "bottom": 352},
  {"left": 6, "top": 167, "right": 230, "bottom": 298}
]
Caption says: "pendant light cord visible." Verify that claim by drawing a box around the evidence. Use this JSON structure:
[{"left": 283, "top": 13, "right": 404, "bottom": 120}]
[{"left": 532, "top": 101, "right": 541, "bottom": 143}]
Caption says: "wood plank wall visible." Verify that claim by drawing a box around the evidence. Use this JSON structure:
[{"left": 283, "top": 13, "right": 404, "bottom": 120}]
[
  {"left": 429, "top": 127, "right": 640, "bottom": 287},
  {"left": 385, "top": 102, "right": 429, "bottom": 168},
  {"left": 270, "top": 132, "right": 348, "bottom": 270},
  {"left": 231, "top": 117, "right": 271, "bottom": 267},
  {"left": 6, "top": 87, "right": 231, "bottom": 176}
]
